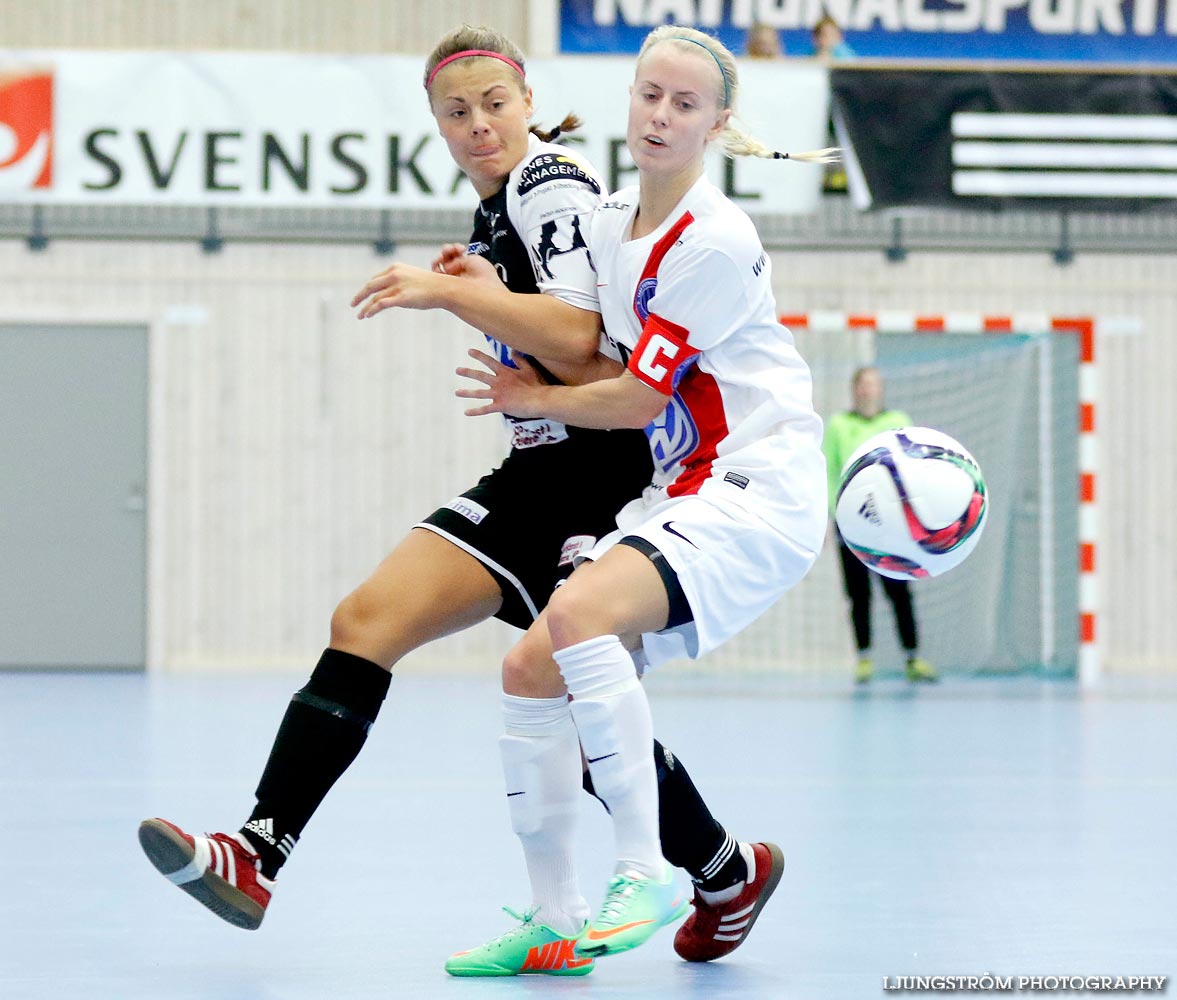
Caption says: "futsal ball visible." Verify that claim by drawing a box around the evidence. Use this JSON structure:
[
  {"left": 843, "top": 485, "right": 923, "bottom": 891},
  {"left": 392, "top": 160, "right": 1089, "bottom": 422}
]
[{"left": 835, "top": 426, "right": 987, "bottom": 580}]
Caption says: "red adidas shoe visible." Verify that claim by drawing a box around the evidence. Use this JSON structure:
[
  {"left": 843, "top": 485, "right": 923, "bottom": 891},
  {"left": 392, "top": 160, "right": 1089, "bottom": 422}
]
[
  {"left": 673, "top": 842, "right": 784, "bottom": 962},
  {"left": 138, "top": 817, "right": 274, "bottom": 930}
]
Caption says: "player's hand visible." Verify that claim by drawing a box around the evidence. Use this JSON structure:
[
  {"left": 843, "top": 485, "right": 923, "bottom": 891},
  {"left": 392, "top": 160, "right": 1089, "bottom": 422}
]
[
  {"left": 437, "top": 250, "right": 504, "bottom": 289},
  {"left": 430, "top": 243, "right": 468, "bottom": 274},
  {"left": 351, "top": 263, "right": 446, "bottom": 318},
  {"left": 456, "top": 349, "right": 547, "bottom": 418}
]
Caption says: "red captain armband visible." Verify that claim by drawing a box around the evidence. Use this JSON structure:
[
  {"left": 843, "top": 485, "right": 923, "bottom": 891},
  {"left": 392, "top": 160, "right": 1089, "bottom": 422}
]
[{"left": 628, "top": 314, "right": 699, "bottom": 395}]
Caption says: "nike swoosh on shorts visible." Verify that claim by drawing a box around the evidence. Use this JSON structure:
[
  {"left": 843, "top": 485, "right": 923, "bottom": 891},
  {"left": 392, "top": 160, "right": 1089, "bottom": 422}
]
[{"left": 662, "top": 522, "right": 698, "bottom": 548}]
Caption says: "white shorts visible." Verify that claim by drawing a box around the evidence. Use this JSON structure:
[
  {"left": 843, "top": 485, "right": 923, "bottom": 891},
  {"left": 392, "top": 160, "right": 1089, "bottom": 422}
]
[{"left": 583, "top": 490, "right": 821, "bottom": 670}]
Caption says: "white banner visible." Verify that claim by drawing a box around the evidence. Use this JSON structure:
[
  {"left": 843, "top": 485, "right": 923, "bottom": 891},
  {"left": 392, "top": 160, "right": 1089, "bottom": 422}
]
[{"left": 0, "top": 50, "right": 828, "bottom": 212}]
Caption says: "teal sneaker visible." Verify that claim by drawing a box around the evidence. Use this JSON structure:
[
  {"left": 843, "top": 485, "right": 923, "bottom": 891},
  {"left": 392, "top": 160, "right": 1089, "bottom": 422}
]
[
  {"left": 445, "top": 907, "right": 594, "bottom": 977},
  {"left": 577, "top": 867, "right": 689, "bottom": 958}
]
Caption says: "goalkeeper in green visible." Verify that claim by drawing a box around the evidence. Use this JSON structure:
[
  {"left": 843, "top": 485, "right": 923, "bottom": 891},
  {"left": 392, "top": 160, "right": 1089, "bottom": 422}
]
[{"left": 822, "top": 367, "right": 937, "bottom": 683}]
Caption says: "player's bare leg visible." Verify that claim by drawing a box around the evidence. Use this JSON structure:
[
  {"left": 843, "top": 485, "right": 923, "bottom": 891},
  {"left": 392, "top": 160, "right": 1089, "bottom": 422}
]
[{"left": 139, "top": 528, "right": 503, "bottom": 927}]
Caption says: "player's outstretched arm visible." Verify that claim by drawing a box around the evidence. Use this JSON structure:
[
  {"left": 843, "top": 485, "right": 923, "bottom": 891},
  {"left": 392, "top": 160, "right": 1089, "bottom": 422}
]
[
  {"left": 457, "top": 349, "right": 666, "bottom": 430},
  {"left": 544, "top": 353, "right": 625, "bottom": 387},
  {"left": 351, "top": 260, "right": 601, "bottom": 365}
]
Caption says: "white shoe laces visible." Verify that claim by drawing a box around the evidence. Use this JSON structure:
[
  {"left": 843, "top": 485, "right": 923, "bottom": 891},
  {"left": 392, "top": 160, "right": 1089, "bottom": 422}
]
[
  {"left": 483, "top": 905, "right": 540, "bottom": 948},
  {"left": 597, "top": 873, "right": 642, "bottom": 925}
]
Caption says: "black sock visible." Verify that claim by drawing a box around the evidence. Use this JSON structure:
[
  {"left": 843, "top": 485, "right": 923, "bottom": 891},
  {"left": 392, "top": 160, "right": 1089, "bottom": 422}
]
[
  {"left": 582, "top": 740, "right": 748, "bottom": 891},
  {"left": 653, "top": 741, "right": 748, "bottom": 891},
  {"left": 239, "top": 648, "right": 391, "bottom": 878}
]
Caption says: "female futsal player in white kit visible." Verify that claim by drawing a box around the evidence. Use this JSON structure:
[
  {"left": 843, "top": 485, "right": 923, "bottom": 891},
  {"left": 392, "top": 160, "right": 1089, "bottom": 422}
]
[{"left": 452, "top": 24, "right": 834, "bottom": 969}]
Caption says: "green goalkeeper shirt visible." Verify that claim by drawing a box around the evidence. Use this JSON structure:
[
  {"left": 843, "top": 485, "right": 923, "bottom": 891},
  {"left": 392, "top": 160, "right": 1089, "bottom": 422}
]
[{"left": 822, "top": 408, "right": 911, "bottom": 514}]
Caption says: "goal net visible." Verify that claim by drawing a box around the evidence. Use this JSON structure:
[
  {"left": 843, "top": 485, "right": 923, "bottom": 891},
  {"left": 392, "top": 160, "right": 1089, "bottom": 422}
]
[{"left": 701, "top": 321, "right": 1081, "bottom": 680}]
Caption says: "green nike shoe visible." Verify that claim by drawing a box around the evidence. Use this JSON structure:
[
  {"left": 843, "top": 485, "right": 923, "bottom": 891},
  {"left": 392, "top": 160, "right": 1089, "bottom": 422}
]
[
  {"left": 577, "top": 866, "right": 689, "bottom": 958},
  {"left": 906, "top": 657, "right": 939, "bottom": 683},
  {"left": 445, "top": 906, "right": 594, "bottom": 977}
]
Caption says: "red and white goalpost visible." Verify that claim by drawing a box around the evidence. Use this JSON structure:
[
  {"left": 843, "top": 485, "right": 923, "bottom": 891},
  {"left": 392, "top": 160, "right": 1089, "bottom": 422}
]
[{"left": 777, "top": 312, "right": 1102, "bottom": 687}]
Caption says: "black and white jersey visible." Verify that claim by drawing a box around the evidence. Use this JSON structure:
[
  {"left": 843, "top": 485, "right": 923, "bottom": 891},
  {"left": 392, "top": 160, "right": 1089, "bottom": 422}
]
[
  {"left": 418, "top": 136, "right": 652, "bottom": 629},
  {"left": 467, "top": 133, "right": 605, "bottom": 450}
]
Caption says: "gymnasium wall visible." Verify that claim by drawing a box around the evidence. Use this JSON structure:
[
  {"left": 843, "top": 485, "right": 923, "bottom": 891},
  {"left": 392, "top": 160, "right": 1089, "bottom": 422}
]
[
  {"left": 0, "top": 240, "right": 1165, "bottom": 674},
  {"left": 1, "top": 1, "right": 1169, "bottom": 675},
  {"left": 0, "top": 0, "right": 529, "bottom": 54}
]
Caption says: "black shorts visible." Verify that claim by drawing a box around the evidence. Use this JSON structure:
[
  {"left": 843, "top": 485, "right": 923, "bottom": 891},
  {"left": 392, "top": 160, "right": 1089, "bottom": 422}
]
[{"left": 418, "top": 425, "right": 653, "bottom": 629}]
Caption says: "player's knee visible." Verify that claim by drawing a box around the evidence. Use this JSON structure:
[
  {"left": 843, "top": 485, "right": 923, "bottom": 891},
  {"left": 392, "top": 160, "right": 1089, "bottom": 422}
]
[
  {"left": 544, "top": 582, "right": 606, "bottom": 649},
  {"left": 501, "top": 642, "right": 537, "bottom": 694},
  {"left": 329, "top": 585, "right": 384, "bottom": 651},
  {"left": 501, "top": 637, "right": 561, "bottom": 697}
]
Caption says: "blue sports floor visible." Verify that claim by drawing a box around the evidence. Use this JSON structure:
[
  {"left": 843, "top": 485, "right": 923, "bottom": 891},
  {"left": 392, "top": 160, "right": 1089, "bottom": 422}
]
[{"left": 1, "top": 669, "right": 1174, "bottom": 999}]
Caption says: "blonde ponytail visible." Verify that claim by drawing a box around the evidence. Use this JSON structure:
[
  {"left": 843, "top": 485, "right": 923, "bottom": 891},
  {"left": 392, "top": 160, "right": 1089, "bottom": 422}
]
[
  {"left": 722, "top": 128, "right": 841, "bottom": 163},
  {"left": 771, "top": 148, "right": 842, "bottom": 163}
]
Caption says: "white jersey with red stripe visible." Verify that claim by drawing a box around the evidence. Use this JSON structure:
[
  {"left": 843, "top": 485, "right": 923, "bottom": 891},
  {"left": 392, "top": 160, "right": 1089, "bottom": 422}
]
[{"left": 589, "top": 175, "right": 826, "bottom": 545}]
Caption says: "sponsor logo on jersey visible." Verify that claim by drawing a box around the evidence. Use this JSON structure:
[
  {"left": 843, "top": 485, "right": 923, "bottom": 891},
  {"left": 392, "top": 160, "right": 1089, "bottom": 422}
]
[
  {"left": 466, "top": 241, "right": 490, "bottom": 255},
  {"left": 446, "top": 497, "right": 490, "bottom": 525},
  {"left": 558, "top": 534, "right": 596, "bottom": 567},
  {"left": 508, "top": 417, "right": 569, "bottom": 449},
  {"left": 517, "top": 153, "right": 600, "bottom": 196},
  {"left": 752, "top": 252, "right": 767, "bottom": 277},
  {"left": 483, "top": 335, "right": 508, "bottom": 365},
  {"left": 530, "top": 212, "right": 591, "bottom": 280},
  {"left": 645, "top": 393, "right": 698, "bottom": 474},
  {"left": 634, "top": 277, "right": 658, "bottom": 321},
  {"left": 723, "top": 472, "right": 750, "bottom": 490}
]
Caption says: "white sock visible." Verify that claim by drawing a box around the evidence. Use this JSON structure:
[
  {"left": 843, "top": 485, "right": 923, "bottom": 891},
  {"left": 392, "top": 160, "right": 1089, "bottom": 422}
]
[
  {"left": 499, "top": 693, "right": 590, "bottom": 937},
  {"left": 697, "top": 842, "right": 756, "bottom": 905},
  {"left": 555, "top": 635, "right": 663, "bottom": 880}
]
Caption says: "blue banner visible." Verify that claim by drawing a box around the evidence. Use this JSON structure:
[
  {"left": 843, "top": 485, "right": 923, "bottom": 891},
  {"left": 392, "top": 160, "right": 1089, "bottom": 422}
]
[{"left": 560, "top": 0, "right": 1177, "bottom": 63}]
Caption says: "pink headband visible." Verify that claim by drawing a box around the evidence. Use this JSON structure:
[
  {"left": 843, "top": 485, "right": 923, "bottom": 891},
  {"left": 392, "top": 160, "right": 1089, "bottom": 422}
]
[{"left": 426, "top": 50, "right": 525, "bottom": 89}]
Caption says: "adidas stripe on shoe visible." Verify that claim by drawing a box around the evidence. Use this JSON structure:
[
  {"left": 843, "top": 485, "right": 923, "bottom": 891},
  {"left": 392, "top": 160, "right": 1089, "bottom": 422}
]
[
  {"left": 138, "top": 817, "right": 275, "bottom": 930},
  {"left": 445, "top": 907, "right": 594, "bottom": 977},
  {"left": 673, "top": 842, "right": 784, "bottom": 962}
]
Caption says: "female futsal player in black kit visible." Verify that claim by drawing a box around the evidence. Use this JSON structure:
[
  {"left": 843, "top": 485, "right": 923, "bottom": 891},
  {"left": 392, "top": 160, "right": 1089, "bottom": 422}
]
[{"left": 138, "top": 25, "right": 779, "bottom": 972}]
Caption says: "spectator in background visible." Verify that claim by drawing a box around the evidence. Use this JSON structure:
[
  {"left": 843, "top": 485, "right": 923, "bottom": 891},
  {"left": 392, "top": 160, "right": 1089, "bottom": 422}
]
[
  {"left": 811, "top": 15, "right": 856, "bottom": 61},
  {"left": 823, "top": 367, "right": 937, "bottom": 684},
  {"left": 809, "top": 16, "right": 853, "bottom": 191},
  {"left": 744, "top": 21, "right": 784, "bottom": 59}
]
